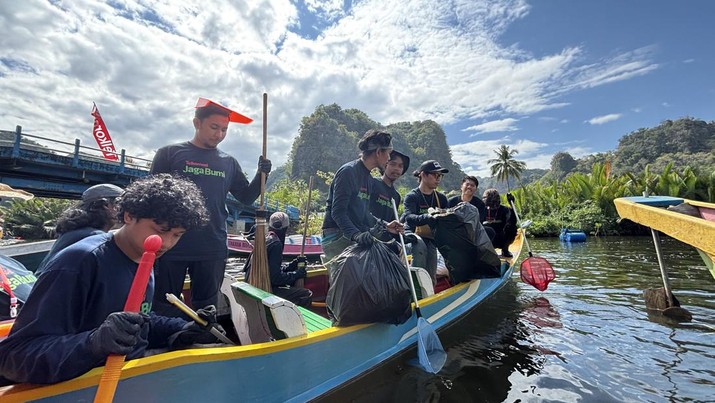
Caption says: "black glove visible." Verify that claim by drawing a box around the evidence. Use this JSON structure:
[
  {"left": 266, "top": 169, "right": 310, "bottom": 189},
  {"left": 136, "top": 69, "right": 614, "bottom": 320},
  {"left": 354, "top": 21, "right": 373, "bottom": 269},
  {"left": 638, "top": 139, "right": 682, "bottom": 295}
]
[
  {"left": 89, "top": 312, "right": 148, "bottom": 357},
  {"left": 168, "top": 305, "right": 226, "bottom": 349},
  {"left": 352, "top": 231, "right": 374, "bottom": 246},
  {"left": 286, "top": 256, "right": 308, "bottom": 272},
  {"left": 506, "top": 193, "right": 515, "bottom": 204},
  {"left": 421, "top": 214, "right": 437, "bottom": 226},
  {"left": 295, "top": 265, "right": 308, "bottom": 279},
  {"left": 258, "top": 156, "right": 272, "bottom": 174}
]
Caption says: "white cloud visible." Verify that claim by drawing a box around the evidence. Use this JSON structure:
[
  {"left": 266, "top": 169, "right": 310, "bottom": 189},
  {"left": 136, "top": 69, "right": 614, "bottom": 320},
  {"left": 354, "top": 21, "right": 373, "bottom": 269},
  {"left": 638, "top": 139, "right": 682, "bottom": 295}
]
[
  {"left": 464, "top": 118, "right": 519, "bottom": 135},
  {"left": 451, "top": 137, "right": 548, "bottom": 177},
  {"left": 0, "top": 0, "right": 658, "bottom": 173},
  {"left": 585, "top": 113, "right": 622, "bottom": 125}
]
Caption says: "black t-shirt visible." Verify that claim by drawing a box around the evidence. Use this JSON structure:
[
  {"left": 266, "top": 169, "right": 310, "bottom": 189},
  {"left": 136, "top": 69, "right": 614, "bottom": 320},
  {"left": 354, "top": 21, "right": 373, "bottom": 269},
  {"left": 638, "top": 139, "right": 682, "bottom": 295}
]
[
  {"left": 369, "top": 178, "right": 401, "bottom": 222},
  {"left": 448, "top": 195, "right": 487, "bottom": 222},
  {"left": 0, "top": 233, "right": 185, "bottom": 384},
  {"left": 402, "top": 187, "right": 448, "bottom": 232},
  {"left": 151, "top": 142, "right": 260, "bottom": 260}
]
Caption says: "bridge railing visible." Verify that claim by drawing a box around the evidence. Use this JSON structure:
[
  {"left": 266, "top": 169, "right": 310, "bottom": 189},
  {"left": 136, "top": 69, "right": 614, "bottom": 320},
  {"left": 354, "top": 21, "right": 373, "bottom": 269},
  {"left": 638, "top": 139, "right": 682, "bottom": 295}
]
[
  {"left": 1, "top": 126, "right": 300, "bottom": 220},
  {"left": 2, "top": 126, "right": 153, "bottom": 172}
]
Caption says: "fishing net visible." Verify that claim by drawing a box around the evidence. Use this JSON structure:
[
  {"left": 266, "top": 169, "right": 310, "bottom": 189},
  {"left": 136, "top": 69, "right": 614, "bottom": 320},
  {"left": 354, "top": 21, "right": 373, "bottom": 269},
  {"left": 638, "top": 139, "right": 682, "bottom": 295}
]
[{"left": 520, "top": 257, "right": 555, "bottom": 291}]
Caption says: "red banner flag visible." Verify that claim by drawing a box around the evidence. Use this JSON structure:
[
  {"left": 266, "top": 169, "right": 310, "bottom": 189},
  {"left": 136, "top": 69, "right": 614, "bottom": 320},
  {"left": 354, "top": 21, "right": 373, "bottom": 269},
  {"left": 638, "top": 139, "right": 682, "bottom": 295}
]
[{"left": 91, "top": 103, "right": 119, "bottom": 161}]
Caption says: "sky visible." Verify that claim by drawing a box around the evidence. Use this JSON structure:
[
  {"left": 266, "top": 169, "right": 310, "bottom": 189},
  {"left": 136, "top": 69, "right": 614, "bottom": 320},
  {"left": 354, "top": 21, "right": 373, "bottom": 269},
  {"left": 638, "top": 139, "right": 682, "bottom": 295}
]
[{"left": 1, "top": 0, "right": 714, "bottom": 178}]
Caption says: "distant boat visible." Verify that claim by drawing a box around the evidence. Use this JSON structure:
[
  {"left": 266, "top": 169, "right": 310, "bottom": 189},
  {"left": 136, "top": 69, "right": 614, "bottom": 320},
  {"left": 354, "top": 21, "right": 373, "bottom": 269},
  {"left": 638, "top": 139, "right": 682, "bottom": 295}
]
[
  {"left": 559, "top": 228, "right": 586, "bottom": 243},
  {"left": 227, "top": 233, "right": 323, "bottom": 258},
  {"left": 614, "top": 195, "right": 715, "bottom": 280}
]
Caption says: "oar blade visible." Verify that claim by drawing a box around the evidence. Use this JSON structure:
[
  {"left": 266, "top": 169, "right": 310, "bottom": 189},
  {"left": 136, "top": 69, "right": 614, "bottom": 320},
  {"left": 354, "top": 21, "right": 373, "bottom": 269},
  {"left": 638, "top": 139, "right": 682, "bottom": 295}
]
[
  {"left": 520, "top": 256, "right": 555, "bottom": 291},
  {"left": 416, "top": 317, "right": 446, "bottom": 374}
]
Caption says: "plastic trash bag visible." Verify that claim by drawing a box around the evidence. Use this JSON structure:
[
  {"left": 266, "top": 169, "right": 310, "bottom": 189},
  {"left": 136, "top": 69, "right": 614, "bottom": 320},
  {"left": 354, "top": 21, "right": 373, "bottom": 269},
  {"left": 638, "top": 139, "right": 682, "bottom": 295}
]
[
  {"left": 433, "top": 203, "right": 502, "bottom": 283},
  {"left": 327, "top": 242, "right": 412, "bottom": 326}
]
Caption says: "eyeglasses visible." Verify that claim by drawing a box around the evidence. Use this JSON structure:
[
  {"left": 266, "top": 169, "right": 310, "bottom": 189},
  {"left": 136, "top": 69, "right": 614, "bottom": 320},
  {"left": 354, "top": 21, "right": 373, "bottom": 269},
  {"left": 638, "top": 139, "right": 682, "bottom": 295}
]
[{"left": 428, "top": 172, "right": 444, "bottom": 179}]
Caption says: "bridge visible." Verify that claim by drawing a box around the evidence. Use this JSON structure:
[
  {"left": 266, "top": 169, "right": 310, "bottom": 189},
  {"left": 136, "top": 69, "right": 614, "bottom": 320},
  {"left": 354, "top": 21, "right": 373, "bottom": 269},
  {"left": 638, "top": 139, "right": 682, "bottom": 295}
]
[{"left": 0, "top": 126, "right": 299, "bottom": 230}]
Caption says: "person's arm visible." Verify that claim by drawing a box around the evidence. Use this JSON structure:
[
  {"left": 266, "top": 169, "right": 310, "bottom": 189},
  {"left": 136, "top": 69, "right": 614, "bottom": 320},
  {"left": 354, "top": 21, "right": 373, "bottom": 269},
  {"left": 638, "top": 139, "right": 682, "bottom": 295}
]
[
  {"left": 402, "top": 192, "right": 435, "bottom": 228},
  {"left": 267, "top": 240, "right": 302, "bottom": 286},
  {"left": 0, "top": 270, "right": 105, "bottom": 384},
  {"left": 146, "top": 313, "right": 187, "bottom": 348},
  {"left": 330, "top": 167, "right": 361, "bottom": 239},
  {"left": 150, "top": 146, "right": 170, "bottom": 174},
  {"left": 230, "top": 156, "right": 271, "bottom": 206}
]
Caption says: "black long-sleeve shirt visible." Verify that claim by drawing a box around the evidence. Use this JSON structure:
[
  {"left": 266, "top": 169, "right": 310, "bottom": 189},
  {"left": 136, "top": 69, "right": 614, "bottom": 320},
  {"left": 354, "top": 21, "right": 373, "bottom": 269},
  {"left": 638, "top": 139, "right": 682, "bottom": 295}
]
[
  {"left": 402, "top": 188, "right": 448, "bottom": 232},
  {"left": 322, "top": 159, "right": 378, "bottom": 240},
  {"left": 448, "top": 195, "right": 487, "bottom": 222}
]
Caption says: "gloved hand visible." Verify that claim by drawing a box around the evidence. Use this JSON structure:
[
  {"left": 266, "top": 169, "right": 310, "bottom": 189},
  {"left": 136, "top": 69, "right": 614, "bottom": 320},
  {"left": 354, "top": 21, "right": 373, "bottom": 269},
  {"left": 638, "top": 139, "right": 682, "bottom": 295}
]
[
  {"left": 295, "top": 265, "right": 308, "bottom": 279},
  {"left": 421, "top": 214, "right": 437, "bottom": 226},
  {"left": 89, "top": 312, "right": 148, "bottom": 357},
  {"left": 286, "top": 256, "right": 308, "bottom": 272},
  {"left": 258, "top": 156, "right": 272, "bottom": 175},
  {"left": 168, "top": 305, "right": 226, "bottom": 349},
  {"left": 506, "top": 193, "right": 515, "bottom": 204},
  {"left": 352, "top": 231, "right": 374, "bottom": 246}
]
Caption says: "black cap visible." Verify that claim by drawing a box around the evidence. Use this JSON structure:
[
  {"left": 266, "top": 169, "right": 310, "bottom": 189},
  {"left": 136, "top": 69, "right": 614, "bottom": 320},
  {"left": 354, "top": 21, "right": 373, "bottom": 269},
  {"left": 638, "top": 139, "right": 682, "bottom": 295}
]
[
  {"left": 389, "top": 150, "right": 411, "bottom": 175},
  {"left": 82, "top": 184, "right": 124, "bottom": 202},
  {"left": 412, "top": 160, "right": 449, "bottom": 177}
]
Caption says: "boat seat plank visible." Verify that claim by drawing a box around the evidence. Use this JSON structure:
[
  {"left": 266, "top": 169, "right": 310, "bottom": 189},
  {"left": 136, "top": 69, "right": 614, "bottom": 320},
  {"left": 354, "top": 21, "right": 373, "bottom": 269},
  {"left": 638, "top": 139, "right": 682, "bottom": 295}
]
[
  {"left": 297, "top": 306, "right": 332, "bottom": 332},
  {"left": 628, "top": 195, "right": 683, "bottom": 207},
  {"left": 411, "top": 267, "right": 434, "bottom": 299}
]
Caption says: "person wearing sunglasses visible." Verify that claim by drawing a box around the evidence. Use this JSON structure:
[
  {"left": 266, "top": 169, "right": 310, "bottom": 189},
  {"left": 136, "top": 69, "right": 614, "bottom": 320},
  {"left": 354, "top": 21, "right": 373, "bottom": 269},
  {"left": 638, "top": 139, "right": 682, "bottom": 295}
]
[{"left": 401, "top": 160, "right": 450, "bottom": 284}]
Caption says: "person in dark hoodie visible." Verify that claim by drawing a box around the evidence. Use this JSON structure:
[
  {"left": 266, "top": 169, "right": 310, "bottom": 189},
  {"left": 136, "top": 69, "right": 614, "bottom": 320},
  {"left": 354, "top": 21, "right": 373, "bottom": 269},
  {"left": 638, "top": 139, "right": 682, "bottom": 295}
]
[
  {"left": 36, "top": 183, "right": 124, "bottom": 276},
  {"left": 0, "top": 174, "right": 225, "bottom": 385},
  {"left": 244, "top": 212, "right": 312, "bottom": 307},
  {"left": 321, "top": 129, "right": 403, "bottom": 261},
  {"left": 482, "top": 188, "right": 517, "bottom": 257}
]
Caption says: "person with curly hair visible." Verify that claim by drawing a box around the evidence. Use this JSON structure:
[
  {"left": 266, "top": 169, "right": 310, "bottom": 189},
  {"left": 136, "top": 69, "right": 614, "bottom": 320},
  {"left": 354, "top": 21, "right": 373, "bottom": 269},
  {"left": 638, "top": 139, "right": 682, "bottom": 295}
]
[
  {"left": 150, "top": 98, "right": 272, "bottom": 318},
  {"left": 35, "top": 184, "right": 124, "bottom": 276},
  {"left": 0, "top": 174, "right": 226, "bottom": 385}
]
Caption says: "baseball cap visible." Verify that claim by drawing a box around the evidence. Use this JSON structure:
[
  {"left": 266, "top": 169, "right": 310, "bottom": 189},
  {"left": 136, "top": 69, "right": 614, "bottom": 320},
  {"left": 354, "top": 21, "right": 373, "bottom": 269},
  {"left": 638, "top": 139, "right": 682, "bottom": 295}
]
[
  {"left": 82, "top": 184, "right": 124, "bottom": 202},
  {"left": 412, "top": 160, "right": 449, "bottom": 177},
  {"left": 195, "top": 97, "right": 253, "bottom": 124},
  {"left": 269, "top": 212, "right": 290, "bottom": 230}
]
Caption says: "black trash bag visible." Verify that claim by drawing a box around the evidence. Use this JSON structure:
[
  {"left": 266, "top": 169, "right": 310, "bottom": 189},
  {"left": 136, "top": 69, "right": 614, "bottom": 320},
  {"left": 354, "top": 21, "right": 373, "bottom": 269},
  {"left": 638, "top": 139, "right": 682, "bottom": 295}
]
[
  {"left": 326, "top": 242, "right": 412, "bottom": 326},
  {"left": 433, "top": 203, "right": 502, "bottom": 283},
  {"left": 0, "top": 254, "right": 37, "bottom": 321}
]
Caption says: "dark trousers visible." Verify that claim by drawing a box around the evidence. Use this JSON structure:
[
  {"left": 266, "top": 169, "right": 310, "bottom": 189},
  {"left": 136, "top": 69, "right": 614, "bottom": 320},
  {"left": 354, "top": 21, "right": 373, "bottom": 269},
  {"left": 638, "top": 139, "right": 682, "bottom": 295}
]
[{"left": 152, "top": 258, "right": 227, "bottom": 319}]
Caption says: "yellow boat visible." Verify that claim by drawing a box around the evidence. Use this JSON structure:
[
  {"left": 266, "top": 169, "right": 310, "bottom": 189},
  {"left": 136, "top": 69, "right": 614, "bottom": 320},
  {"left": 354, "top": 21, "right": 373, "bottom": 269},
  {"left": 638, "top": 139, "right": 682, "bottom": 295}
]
[{"left": 614, "top": 195, "right": 715, "bottom": 280}]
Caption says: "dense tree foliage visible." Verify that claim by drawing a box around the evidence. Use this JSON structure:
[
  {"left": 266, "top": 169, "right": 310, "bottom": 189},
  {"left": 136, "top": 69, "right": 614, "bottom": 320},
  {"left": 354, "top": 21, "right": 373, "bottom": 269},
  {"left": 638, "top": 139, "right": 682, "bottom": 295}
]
[
  {"left": 488, "top": 145, "right": 526, "bottom": 191},
  {"left": 549, "top": 152, "right": 578, "bottom": 182}
]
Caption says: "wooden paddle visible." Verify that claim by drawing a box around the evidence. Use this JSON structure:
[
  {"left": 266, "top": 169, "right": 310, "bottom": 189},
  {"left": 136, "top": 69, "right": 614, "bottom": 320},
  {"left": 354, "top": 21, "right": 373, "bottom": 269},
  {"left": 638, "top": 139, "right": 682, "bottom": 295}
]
[
  {"left": 94, "top": 235, "right": 162, "bottom": 403},
  {"left": 392, "top": 199, "right": 446, "bottom": 374},
  {"left": 247, "top": 93, "right": 272, "bottom": 292},
  {"left": 507, "top": 194, "right": 555, "bottom": 291},
  {"left": 294, "top": 176, "right": 314, "bottom": 290}
]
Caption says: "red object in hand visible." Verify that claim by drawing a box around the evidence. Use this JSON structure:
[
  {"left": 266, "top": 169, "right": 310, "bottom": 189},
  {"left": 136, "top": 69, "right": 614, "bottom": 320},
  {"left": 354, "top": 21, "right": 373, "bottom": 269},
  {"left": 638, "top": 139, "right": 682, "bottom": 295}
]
[
  {"left": 520, "top": 257, "right": 555, "bottom": 292},
  {"left": 123, "top": 235, "right": 163, "bottom": 311}
]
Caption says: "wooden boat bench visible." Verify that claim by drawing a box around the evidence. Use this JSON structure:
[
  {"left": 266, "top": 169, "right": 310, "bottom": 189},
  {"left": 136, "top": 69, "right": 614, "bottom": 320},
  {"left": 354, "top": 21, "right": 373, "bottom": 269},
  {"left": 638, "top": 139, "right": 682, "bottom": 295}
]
[{"left": 228, "top": 281, "right": 332, "bottom": 345}]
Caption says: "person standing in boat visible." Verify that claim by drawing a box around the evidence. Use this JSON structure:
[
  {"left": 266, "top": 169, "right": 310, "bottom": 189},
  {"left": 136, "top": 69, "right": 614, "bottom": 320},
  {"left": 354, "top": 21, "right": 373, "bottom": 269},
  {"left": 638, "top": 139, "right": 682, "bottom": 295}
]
[
  {"left": 321, "top": 129, "right": 403, "bottom": 261},
  {"left": 482, "top": 188, "right": 517, "bottom": 257},
  {"left": 149, "top": 97, "right": 272, "bottom": 318},
  {"left": 0, "top": 174, "right": 226, "bottom": 385},
  {"left": 401, "top": 160, "right": 450, "bottom": 284},
  {"left": 447, "top": 176, "right": 495, "bottom": 241},
  {"left": 244, "top": 212, "right": 312, "bottom": 307},
  {"left": 35, "top": 183, "right": 124, "bottom": 276}
]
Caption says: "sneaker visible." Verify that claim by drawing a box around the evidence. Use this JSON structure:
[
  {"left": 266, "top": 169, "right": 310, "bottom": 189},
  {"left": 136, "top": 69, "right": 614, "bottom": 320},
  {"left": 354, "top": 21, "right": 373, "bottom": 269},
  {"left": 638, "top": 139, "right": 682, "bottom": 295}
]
[{"left": 501, "top": 250, "right": 513, "bottom": 258}]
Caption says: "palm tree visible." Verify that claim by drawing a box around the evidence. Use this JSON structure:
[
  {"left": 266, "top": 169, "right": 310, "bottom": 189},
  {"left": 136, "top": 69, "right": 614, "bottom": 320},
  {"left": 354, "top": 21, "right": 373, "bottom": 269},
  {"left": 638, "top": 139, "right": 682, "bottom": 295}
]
[{"left": 488, "top": 145, "right": 527, "bottom": 191}]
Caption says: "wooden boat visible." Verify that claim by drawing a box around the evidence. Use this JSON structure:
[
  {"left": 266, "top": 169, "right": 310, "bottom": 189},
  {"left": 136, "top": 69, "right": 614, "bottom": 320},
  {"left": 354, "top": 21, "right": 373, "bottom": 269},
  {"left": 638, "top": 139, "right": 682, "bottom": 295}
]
[
  {"left": 227, "top": 233, "right": 323, "bottom": 258},
  {"left": 614, "top": 195, "right": 715, "bottom": 280},
  {"left": 559, "top": 228, "right": 586, "bottom": 243},
  {"left": 0, "top": 233, "right": 523, "bottom": 402}
]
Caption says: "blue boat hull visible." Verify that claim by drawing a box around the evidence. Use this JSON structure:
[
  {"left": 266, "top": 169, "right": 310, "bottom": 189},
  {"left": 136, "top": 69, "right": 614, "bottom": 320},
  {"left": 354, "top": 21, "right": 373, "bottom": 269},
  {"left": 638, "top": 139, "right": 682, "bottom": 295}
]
[{"left": 1, "top": 235, "right": 524, "bottom": 402}]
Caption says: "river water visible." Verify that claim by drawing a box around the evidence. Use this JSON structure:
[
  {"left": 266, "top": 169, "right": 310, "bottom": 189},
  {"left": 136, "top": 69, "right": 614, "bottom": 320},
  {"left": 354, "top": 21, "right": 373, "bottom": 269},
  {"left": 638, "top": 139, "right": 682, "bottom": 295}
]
[{"left": 322, "top": 236, "right": 715, "bottom": 402}]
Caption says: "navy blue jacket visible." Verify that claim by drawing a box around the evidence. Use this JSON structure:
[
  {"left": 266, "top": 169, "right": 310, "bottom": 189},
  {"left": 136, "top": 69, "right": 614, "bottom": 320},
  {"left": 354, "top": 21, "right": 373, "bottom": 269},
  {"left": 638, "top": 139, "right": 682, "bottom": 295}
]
[
  {"left": 402, "top": 188, "right": 448, "bottom": 232},
  {"left": 35, "top": 227, "right": 104, "bottom": 276},
  {"left": 322, "top": 159, "right": 378, "bottom": 239},
  {"left": 0, "top": 233, "right": 186, "bottom": 384},
  {"left": 369, "top": 178, "right": 401, "bottom": 222}
]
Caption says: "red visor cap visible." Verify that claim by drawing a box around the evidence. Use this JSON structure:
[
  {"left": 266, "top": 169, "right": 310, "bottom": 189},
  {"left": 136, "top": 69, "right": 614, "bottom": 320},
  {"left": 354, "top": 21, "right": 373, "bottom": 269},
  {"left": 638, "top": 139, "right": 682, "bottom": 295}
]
[{"left": 195, "top": 97, "right": 253, "bottom": 124}]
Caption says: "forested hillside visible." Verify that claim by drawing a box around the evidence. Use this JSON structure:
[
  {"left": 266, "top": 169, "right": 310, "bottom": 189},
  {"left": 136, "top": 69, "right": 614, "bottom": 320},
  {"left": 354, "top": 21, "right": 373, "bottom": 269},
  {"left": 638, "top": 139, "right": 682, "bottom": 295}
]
[{"left": 287, "top": 104, "right": 466, "bottom": 192}]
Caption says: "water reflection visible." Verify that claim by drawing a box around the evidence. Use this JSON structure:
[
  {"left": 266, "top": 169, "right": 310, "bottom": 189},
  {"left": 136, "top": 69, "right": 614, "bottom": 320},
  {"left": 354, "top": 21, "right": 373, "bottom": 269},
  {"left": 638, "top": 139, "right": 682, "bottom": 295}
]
[{"left": 321, "top": 236, "right": 715, "bottom": 402}]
